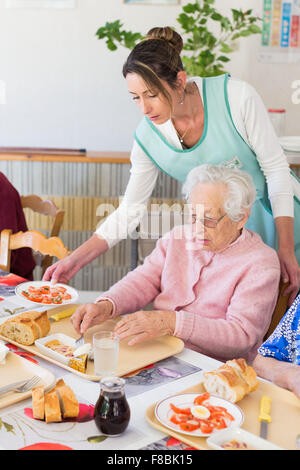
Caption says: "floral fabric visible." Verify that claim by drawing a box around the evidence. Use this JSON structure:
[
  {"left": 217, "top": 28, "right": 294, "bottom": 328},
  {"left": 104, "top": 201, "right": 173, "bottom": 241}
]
[{"left": 258, "top": 293, "right": 300, "bottom": 365}]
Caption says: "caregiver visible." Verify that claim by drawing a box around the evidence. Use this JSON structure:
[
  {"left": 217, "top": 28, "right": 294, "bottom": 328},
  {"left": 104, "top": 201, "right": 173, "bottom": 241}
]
[{"left": 44, "top": 26, "right": 300, "bottom": 305}]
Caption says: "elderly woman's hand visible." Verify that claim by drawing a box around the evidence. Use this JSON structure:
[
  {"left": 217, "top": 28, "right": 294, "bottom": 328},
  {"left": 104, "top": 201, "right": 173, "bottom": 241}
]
[
  {"left": 114, "top": 310, "right": 176, "bottom": 346},
  {"left": 71, "top": 301, "right": 113, "bottom": 334},
  {"left": 288, "top": 368, "right": 300, "bottom": 399}
]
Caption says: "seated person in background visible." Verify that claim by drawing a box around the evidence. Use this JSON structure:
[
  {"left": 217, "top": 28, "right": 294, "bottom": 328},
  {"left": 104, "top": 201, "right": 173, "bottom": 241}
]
[
  {"left": 253, "top": 293, "right": 300, "bottom": 398},
  {"left": 72, "top": 164, "right": 280, "bottom": 363},
  {"left": 0, "top": 172, "right": 35, "bottom": 280}
]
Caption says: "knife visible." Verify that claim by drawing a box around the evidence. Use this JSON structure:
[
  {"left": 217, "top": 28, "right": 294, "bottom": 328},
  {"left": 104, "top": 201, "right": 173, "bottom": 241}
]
[
  {"left": 49, "top": 306, "right": 77, "bottom": 322},
  {"left": 259, "top": 395, "right": 272, "bottom": 440}
]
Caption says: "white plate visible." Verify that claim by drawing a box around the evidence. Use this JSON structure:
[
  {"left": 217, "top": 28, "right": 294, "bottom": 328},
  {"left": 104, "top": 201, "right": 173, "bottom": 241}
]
[
  {"left": 35, "top": 333, "right": 76, "bottom": 365},
  {"left": 207, "top": 426, "right": 284, "bottom": 450},
  {"left": 279, "top": 136, "right": 300, "bottom": 152},
  {"left": 155, "top": 393, "right": 244, "bottom": 437},
  {"left": 15, "top": 281, "right": 78, "bottom": 307}
]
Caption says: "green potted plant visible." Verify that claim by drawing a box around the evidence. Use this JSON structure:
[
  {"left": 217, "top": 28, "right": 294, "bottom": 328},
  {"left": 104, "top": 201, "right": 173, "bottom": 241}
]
[{"left": 96, "top": 0, "right": 262, "bottom": 77}]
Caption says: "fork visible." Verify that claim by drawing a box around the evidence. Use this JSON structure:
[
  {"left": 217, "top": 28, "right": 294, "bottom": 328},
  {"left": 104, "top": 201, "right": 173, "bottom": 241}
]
[
  {"left": 75, "top": 334, "right": 85, "bottom": 348},
  {"left": 0, "top": 376, "right": 40, "bottom": 396},
  {"left": 74, "top": 320, "right": 85, "bottom": 348}
]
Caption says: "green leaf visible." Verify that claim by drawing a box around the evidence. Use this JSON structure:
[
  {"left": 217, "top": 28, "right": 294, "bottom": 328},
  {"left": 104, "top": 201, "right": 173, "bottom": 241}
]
[
  {"left": 183, "top": 3, "right": 199, "bottom": 14},
  {"left": 87, "top": 435, "right": 108, "bottom": 444},
  {"left": 106, "top": 39, "right": 117, "bottom": 51},
  {"left": 211, "top": 12, "right": 223, "bottom": 22},
  {"left": 3, "top": 422, "right": 15, "bottom": 434},
  {"left": 217, "top": 55, "right": 230, "bottom": 62},
  {"left": 238, "top": 29, "right": 253, "bottom": 37},
  {"left": 248, "top": 24, "right": 262, "bottom": 34},
  {"left": 220, "top": 42, "right": 233, "bottom": 53}
]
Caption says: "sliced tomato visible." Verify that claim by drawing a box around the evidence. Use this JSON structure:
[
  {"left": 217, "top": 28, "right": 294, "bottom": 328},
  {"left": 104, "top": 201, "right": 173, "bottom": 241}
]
[
  {"left": 170, "top": 414, "right": 186, "bottom": 425},
  {"left": 199, "top": 420, "right": 214, "bottom": 434},
  {"left": 193, "top": 392, "right": 210, "bottom": 406},
  {"left": 55, "top": 286, "right": 67, "bottom": 294},
  {"left": 39, "top": 285, "right": 50, "bottom": 294},
  {"left": 179, "top": 420, "right": 200, "bottom": 432},
  {"left": 51, "top": 297, "right": 63, "bottom": 304},
  {"left": 28, "top": 294, "right": 43, "bottom": 303},
  {"left": 49, "top": 289, "right": 61, "bottom": 296},
  {"left": 62, "top": 293, "right": 71, "bottom": 300},
  {"left": 170, "top": 403, "right": 191, "bottom": 415},
  {"left": 41, "top": 296, "right": 53, "bottom": 304},
  {"left": 221, "top": 410, "right": 234, "bottom": 421},
  {"left": 210, "top": 417, "right": 227, "bottom": 429},
  {"left": 28, "top": 286, "right": 39, "bottom": 294}
]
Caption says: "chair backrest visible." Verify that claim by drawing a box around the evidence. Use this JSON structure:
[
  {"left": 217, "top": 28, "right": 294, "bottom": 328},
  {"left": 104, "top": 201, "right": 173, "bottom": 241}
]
[
  {"left": 264, "top": 280, "right": 289, "bottom": 340},
  {"left": 20, "top": 195, "right": 65, "bottom": 273},
  {"left": 0, "top": 229, "right": 70, "bottom": 274}
]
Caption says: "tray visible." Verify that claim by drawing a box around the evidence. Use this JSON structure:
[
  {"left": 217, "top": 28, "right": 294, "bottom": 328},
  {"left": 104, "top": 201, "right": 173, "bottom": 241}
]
[
  {"left": 0, "top": 305, "right": 184, "bottom": 381},
  {"left": 145, "top": 378, "right": 300, "bottom": 450},
  {"left": 0, "top": 351, "right": 56, "bottom": 409}
]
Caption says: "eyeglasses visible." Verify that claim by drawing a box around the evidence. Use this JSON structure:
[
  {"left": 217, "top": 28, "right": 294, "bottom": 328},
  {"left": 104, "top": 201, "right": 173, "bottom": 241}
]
[{"left": 190, "top": 213, "right": 227, "bottom": 228}]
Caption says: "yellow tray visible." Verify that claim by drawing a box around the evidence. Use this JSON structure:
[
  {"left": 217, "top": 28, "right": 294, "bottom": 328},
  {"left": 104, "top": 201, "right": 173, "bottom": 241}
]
[
  {"left": 146, "top": 379, "right": 300, "bottom": 450},
  {"left": 0, "top": 351, "right": 56, "bottom": 409},
  {"left": 0, "top": 305, "right": 184, "bottom": 381}
]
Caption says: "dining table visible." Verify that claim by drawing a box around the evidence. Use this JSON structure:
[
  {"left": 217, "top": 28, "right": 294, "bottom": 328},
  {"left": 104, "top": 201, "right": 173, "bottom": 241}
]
[{"left": 0, "top": 269, "right": 299, "bottom": 453}]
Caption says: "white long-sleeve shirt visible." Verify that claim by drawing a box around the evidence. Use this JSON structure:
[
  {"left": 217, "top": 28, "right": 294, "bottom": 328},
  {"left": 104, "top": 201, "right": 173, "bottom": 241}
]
[{"left": 96, "top": 76, "right": 298, "bottom": 248}]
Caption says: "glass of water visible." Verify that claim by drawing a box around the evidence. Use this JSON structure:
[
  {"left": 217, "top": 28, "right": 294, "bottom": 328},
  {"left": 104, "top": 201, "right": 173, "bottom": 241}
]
[{"left": 93, "top": 331, "right": 120, "bottom": 377}]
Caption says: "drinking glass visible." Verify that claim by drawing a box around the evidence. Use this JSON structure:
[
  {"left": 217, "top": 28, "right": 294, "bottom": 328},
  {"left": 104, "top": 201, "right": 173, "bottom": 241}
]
[{"left": 93, "top": 331, "right": 119, "bottom": 377}]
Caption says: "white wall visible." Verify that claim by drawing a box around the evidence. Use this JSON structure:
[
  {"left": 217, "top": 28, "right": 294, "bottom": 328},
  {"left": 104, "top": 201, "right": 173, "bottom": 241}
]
[{"left": 0, "top": 0, "right": 299, "bottom": 151}]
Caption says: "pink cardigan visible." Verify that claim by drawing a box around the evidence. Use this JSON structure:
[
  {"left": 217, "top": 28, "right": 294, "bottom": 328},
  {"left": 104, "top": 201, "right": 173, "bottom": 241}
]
[{"left": 97, "top": 227, "right": 280, "bottom": 363}]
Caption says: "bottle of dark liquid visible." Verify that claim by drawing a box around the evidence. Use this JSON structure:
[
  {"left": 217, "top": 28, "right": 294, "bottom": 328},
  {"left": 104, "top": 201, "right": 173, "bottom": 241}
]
[{"left": 94, "top": 377, "right": 130, "bottom": 436}]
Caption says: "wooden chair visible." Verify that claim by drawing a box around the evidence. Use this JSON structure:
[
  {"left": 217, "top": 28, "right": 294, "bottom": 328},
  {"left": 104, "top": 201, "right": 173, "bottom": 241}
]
[
  {"left": 20, "top": 195, "right": 65, "bottom": 274},
  {"left": 0, "top": 229, "right": 70, "bottom": 275},
  {"left": 264, "top": 280, "right": 290, "bottom": 340}
]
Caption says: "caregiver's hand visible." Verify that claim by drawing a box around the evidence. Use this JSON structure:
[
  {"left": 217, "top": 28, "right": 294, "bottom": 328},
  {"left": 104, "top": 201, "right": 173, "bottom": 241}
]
[
  {"left": 71, "top": 301, "right": 113, "bottom": 334},
  {"left": 114, "top": 310, "right": 176, "bottom": 346},
  {"left": 43, "top": 254, "right": 80, "bottom": 284},
  {"left": 277, "top": 247, "right": 300, "bottom": 306},
  {"left": 43, "top": 234, "right": 109, "bottom": 284}
]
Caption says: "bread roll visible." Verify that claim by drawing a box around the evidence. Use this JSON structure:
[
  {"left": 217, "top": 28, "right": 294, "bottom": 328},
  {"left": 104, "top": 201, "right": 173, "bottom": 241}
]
[
  {"left": 226, "top": 358, "right": 258, "bottom": 393},
  {"left": 32, "top": 386, "right": 45, "bottom": 420},
  {"left": 0, "top": 317, "right": 40, "bottom": 345},
  {"left": 0, "top": 310, "right": 50, "bottom": 345},
  {"left": 203, "top": 359, "right": 258, "bottom": 403},
  {"left": 44, "top": 390, "right": 62, "bottom": 423},
  {"left": 20, "top": 311, "right": 50, "bottom": 337}
]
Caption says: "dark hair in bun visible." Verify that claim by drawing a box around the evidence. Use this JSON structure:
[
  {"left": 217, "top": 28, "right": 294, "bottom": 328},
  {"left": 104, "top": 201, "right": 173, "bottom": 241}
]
[{"left": 122, "top": 26, "right": 184, "bottom": 106}]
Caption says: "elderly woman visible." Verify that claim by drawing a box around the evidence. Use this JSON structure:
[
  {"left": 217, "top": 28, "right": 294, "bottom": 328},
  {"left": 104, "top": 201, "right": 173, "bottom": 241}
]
[
  {"left": 253, "top": 293, "right": 300, "bottom": 398},
  {"left": 72, "top": 164, "right": 280, "bottom": 363}
]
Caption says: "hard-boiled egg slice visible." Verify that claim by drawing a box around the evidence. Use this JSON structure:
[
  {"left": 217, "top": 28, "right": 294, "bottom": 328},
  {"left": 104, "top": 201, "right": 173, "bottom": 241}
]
[{"left": 191, "top": 405, "right": 210, "bottom": 420}]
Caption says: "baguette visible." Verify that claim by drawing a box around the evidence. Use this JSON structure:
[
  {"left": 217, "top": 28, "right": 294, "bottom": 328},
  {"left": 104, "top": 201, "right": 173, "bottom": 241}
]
[
  {"left": 32, "top": 385, "right": 45, "bottom": 420},
  {"left": 56, "top": 385, "right": 79, "bottom": 419},
  {"left": 31, "top": 379, "right": 79, "bottom": 423},
  {"left": 44, "top": 390, "right": 62, "bottom": 423},
  {"left": 0, "top": 310, "right": 50, "bottom": 345},
  {"left": 203, "top": 359, "right": 258, "bottom": 403}
]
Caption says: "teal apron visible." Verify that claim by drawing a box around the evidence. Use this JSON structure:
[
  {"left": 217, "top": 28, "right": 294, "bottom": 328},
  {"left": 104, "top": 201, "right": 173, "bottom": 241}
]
[{"left": 134, "top": 73, "right": 300, "bottom": 264}]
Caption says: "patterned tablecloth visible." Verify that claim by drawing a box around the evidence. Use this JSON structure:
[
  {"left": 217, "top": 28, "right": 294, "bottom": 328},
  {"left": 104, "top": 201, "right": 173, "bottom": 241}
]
[{"left": 0, "top": 269, "right": 220, "bottom": 451}]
